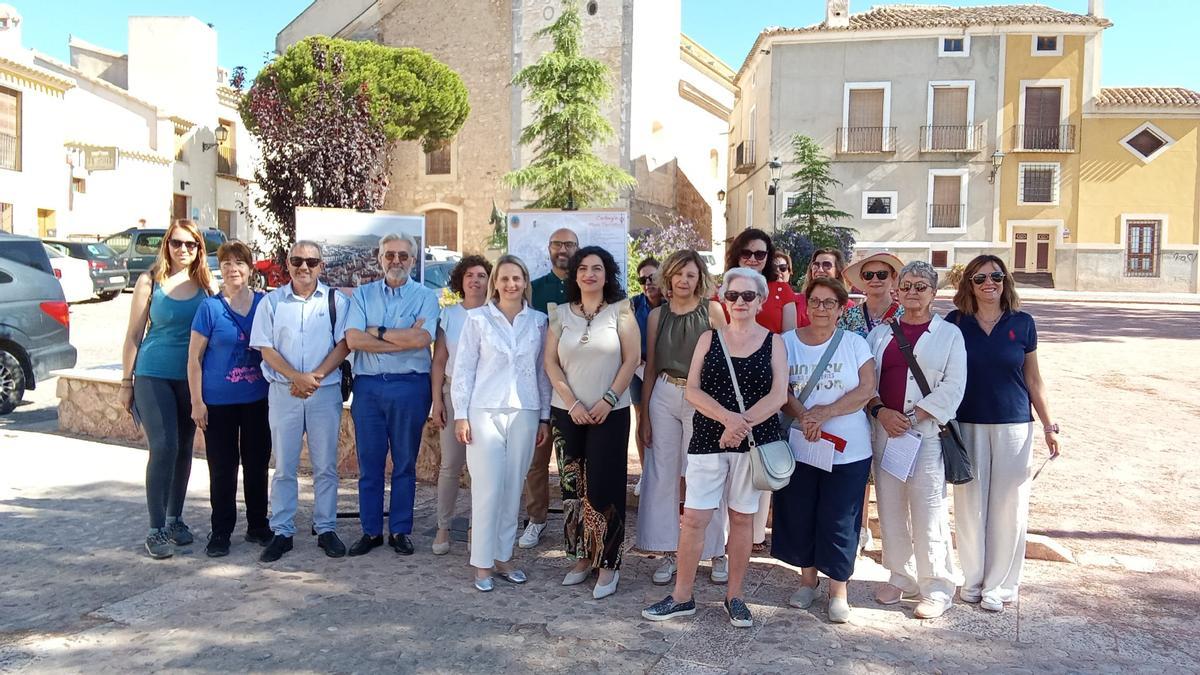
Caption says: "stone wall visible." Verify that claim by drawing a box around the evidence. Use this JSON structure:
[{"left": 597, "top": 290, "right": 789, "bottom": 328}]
[{"left": 55, "top": 369, "right": 461, "bottom": 486}]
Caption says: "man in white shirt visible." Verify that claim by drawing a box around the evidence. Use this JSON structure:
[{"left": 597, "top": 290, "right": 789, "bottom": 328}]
[{"left": 249, "top": 241, "right": 351, "bottom": 563}]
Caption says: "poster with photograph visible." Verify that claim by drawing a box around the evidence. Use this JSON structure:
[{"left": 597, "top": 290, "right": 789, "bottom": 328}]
[
  {"left": 294, "top": 207, "right": 425, "bottom": 287},
  {"left": 507, "top": 209, "right": 629, "bottom": 285}
]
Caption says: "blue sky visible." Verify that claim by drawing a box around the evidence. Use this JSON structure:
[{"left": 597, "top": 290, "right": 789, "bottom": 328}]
[{"left": 17, "top": 1, "right": 1200, "bottom": 90}]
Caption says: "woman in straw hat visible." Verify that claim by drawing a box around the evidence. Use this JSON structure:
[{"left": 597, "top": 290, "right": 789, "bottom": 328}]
[{"left": 839, "top": 252, "right": 905, "bottom": 338}]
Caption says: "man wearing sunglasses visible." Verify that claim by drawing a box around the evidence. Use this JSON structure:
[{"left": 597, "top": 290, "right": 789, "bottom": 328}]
[
  {"left": 341, "top": 233, "right": 441, "bottom": 557},
  {"left": 250, "top": 240, "right": 352, "bottom": 562},
  {"left": 519, "top": 227, "right": 579, "bottom": 549}
]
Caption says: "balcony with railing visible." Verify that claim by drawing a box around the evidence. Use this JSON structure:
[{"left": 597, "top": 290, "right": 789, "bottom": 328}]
[
  {"left": 0, "top": 132, "right": 18, "bottom": 171},
  {"left": 927, "top": 203, "right": 966, "bottom": 230},
  {"left": 920, "top": 125, "right": 984, "bottom": 153},
  {"left": 217, "top": 146, "right": 237, "bottom": 175},
  {"left": 733, "top": 140, "right": 755, "bottom": 174},
  {"left": 837, "top": 127, "right": 897, "bottom": 153},
  {"left": 1012, "top": 124, "right": 1076, "bottom": 152}
]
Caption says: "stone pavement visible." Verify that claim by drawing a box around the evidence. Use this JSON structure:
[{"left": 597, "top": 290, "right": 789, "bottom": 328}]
[{"left": 0, "top": 429, "right": 1190, "bottom": 674}]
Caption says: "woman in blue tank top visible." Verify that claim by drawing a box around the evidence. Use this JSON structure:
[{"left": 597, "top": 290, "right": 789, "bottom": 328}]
[{"left": 120, "top": 219, "right": 212, "bottom": 559}]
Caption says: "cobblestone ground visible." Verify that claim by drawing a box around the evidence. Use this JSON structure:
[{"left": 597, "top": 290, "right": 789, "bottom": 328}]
[{"left": 2, "top": 298, "right": 1198, "bottom": 673}]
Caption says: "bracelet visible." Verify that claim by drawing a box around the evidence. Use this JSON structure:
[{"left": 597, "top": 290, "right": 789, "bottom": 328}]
[
  {"left": 869, "top": 403, "right": 884, "bottom": 418},
  {"left": 568, "top": 400, "right": 582, "bottom": 414},
  {"left": 603, "top": 389, "right": 619, "bottom": 407}
]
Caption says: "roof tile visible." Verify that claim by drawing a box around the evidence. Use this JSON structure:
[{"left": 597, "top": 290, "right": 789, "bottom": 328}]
[{"left": 1096, "top": 87, "right": 1200, "bottom": 108}]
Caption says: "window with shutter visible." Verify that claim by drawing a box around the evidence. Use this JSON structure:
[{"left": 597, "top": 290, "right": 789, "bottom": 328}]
[
  {"left": 930, "top": 250, "right": 949, "bottom": 268},
  {"left": 846, "top": 88, "right": 885, "bottom": 151},
  {"left": 424, "top": 209, "right": 458, "bottom": 249},
  {"left": 425, "top": 143, "right": 452, "bottom": 175},
  {"left": 0, "top": 87, "right": 18, "bottom": 171},
  {"left": 930, "top": 174, "right": 963, "bottom": 228},
  {"left": 1022, "top": 87, "right": 1062, "bottom": 149},
  {"left": 931, "top": 87, "right": 970, "bottom": 149}
]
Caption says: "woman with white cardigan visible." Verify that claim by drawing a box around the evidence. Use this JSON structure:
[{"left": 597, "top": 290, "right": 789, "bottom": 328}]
[
  {"left": 452, "top": 254, "right": 551, "bottom": 592},
  {"left": 864, "top": 261, "right": 966, "bottom": 619}
]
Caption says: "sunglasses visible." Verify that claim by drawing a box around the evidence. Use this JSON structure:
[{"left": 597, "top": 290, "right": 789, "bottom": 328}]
[
  {"left": 899, "top": 283, "right": 931, "bottom": 293},
  {"left": 971, "top": 271, "right": 1006, "bottom": 285},
  {"left": 382, "top": 251, "right": 411, "bottom": 262},
  {"left": 861, "top": 270, "right": 890, "bottom": 281},
  {"left": 775, "top": 263, "right": 790, "bottom": 272},
  {"left": 289, "top": 256, "right": 322, "bottom": 269},
  {"left": 739, "top": 249, "right": 769, "bottom": 261},
  {"left": 638, "top": 275, "right": 656, "bottom": 286},
  {"left": 811, "top": 260, "right": 835, "bottom": 271},
  {"left": 807, "top": 297, "right": 840, "bottom": 310},
  {"left": 723, "top": 290, "right": 760, "bottom": 303},
  {"left": 168, "top": 239, "right": 199, "bottom": 252}
]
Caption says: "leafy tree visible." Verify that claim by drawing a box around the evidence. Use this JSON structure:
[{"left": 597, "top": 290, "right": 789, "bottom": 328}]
[
  {"left": 237, "top": 39, "right": 469, "bottom": 259},
  {"left": 504, "top": 0, "right": 636, "bottom": 208},
  {"left": 778, "top": 133, "right": 856, "bottom": 288}
]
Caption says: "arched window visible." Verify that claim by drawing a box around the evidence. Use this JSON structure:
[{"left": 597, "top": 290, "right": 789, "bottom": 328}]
[{"left": 424, "top": 209, "right": 458, "bottom": 249}]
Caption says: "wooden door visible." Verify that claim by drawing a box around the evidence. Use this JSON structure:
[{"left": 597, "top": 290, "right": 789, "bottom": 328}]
[
  {"left": 424, "top": 209, "right": 458, "bottom": 249},
  {"left": 1013, "top": 232, "right": 1029, "bottom": 271},
  {"left": 1023, "top": 87, "right": 1061, "bottom": 149},
  {"left": 37, "top": 209, "right": 55, "bottom": 238},
  {"left": 217, "top": 209, "right": 233, "bottom": 238},
  {"left": 173, "top": 194, "right": 188, "bottom": 221},
  {"left": 1036, "top": 233, "right": 1051, "bottom": 271}
]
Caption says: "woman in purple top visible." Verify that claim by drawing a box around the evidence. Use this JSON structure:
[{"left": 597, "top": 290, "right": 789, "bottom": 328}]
[{"left": 187, "top": 241, "right": 272, "bottom": 557}]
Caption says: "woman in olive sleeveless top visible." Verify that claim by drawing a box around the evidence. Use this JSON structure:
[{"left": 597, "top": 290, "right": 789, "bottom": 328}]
[{"left": 636, "top": 250, "right": 728, "bottom": 586}]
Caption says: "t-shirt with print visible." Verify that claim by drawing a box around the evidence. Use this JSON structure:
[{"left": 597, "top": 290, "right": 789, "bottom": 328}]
[
  {"left": 781, "top": 329, "right": 874, "bottom": 464},
  {"left": 947, "top": 309, "right": 1037, "bottom": 424},
  {"left": 191, "top": 293, "right": 269, "bottom": 405}
]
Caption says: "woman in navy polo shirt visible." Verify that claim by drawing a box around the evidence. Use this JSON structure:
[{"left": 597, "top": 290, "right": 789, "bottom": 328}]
[
  {"left": 946, "top": 255, "right": 1060, "bottom": 613},
  {"left": 187, "top": 241, "right": 272, "bottom": 558}
]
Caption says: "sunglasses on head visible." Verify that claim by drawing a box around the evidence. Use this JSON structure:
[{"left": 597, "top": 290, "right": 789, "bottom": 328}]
[
  {"left": 289, "top": 256, "right": 322, "bottom": 269},
  {"left": 811, "top": 260, "right": 835, "bottom": 271},
  {"left": 807, "top": 297, "right": 840, "bottom": 310},
  {"left": 382, "top": 251, "right": 411, "bottom": 262},
  {"left": 899, "top": 282, "right": 931, "bottom": 293},
  {"left": 168, "top": 239, "right": 199, "bottom": 252},
  {"left": 739, "top": 249, "right": 769, "bottom": 261},
  {"left": 861, "top": 270, "right": 890, "bottom": 281},
  {"left": 638, "top": 275, "right": 655, "bottom": 285},
  {"left": 723, "top": 290, "right": 759, "bottom": 303},
  {"left": 971, "top": 271, "right": 1006, "bottom": 285}
]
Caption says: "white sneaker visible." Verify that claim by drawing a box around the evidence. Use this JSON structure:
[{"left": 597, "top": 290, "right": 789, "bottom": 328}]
[
  {"left": 914, "top": 596, "right": 952, "bottom": 619},
  {"left": 633, "top": 476, "right": 642, "bottom": 496},
  {"left": 709, "top": 555, "right": 729, "bottom": 584},
  {"left": 652, "top": 556, "right": 677, "bottom": 585},
  {"left": 517, "top": 521, "right": 546, "bottom": 549},
  {"left": 980, "top": 592, "right": 1004, "bottom": 612}
]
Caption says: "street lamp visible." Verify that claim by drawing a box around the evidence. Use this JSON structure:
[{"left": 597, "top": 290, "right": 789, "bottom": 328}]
[
  {"left": 202, "top": 125, "right": 230, "bottom": 152},
  {"left": 988, "top": 150, "right": 1005, "bottom": 184},
  {"left": 767, "top": 157, "right": 783, "bottom": 232}
]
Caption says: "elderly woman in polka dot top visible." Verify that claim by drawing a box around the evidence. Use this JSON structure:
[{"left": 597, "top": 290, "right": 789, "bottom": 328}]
[{"left": 722, "top": 228, "right": 796, "bottom": 334}]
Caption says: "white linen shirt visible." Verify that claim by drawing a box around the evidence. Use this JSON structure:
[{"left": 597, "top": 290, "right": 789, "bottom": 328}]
[
  {"left": 865, "top": 313, "right": 967, "bottom": 425},
  {"left": 451, "top": 301, "right": 551, "bottom": 419}
]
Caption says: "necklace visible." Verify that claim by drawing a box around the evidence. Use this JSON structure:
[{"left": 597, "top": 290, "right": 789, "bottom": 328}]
[{"left": 577, "top": 301, "right": 605, "bottom": 344}]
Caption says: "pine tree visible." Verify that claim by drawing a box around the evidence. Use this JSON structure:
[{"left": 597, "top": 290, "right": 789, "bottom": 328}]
[
  {"left": 504, "top": 0, "right": 636, "bottom": 208},
  {"left": 777, "top": 134, "right": 856, "bottom": 283}
]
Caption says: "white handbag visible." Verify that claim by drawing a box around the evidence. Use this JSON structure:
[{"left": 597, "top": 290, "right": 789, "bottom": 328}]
[{"left": 716, "top": 332, "right": 794, "bottom": 491}]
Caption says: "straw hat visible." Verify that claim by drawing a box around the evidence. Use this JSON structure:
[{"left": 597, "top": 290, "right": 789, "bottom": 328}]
[{"left": 842, "top": 252, "right": 904, "bottom": 289}]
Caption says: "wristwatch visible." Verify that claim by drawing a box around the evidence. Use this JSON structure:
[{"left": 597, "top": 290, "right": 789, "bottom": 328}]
[
  {"left": 376, "top": 326, "right": 386, "bottom": 340},
  {"left": 870, "top": 403, "right": 885, "bottom": 418},
  {"left": 1044, "top": 424, "right": 1060, "bottom": 434}
]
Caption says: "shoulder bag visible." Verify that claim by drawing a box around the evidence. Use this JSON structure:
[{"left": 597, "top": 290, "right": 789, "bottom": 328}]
[
  {"left": 716, "top": 331, "right": 796, "bottom": 491},
  {"left": 888, "top": 321, "right": 974, "bottom": 485}
]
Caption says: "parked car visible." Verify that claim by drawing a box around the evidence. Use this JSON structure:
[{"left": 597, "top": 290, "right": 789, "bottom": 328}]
[
  {"left": 43, "top": 245, "right": 95, "bottom": 304},
  {"left": 425, "top": 246, "right": 461, "bottom": 262},
  {"left": 415, "top": 260, "right": 455, "bottom": 290},
  {"left": 43, "top": 239, "right": 126, "bottom": 300},
  {"left": 0, "top": 233, "right": 79, "bottom": 414},
  {"left": 698, "top": 251, "right": 723, "bottom": 277},
  {"left": 102, "top": 227, "right": 226, "bottom": 289}
]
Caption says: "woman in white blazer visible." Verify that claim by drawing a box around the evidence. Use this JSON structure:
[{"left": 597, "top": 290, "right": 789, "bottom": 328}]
[
  {"left": 864, "top": 261, "right": 966, "bottom": 619},
  {"left": 452, "top": 254, "right": 552, "bottom": 592}
]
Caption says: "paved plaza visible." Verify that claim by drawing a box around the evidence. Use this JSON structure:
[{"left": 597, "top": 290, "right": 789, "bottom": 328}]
[{"left": 1, "top": 296, "right": 1198, "bottom": 673}]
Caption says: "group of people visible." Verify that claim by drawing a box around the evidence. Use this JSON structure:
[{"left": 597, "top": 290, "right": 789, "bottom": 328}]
[{"left": 120, "top": 220, "right": 1059, "bottom": 629}]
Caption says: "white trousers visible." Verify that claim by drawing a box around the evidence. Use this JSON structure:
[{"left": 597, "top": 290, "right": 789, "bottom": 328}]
[
  {"left": 872, "top": 420, "right": 959, "bottom": 601},
  {"left": 953, "top": 422, "right": 1035, "bottom": 601},
  {"left": 466, "top": 407, "right": 540, "bottom": 569},
  {"left": 636, "top": 377, "right": 725, "bottom": 559},
  {"left": 752, "top": 492, "right": 770, "bottom": 544}
]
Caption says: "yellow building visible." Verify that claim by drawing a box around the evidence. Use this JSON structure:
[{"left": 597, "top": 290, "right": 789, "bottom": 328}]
[{"left": 996, "top": 25, "right": 1200, "bottom": 291}]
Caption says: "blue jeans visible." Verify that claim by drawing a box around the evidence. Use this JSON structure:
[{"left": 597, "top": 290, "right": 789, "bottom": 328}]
[
  {"left": 267, "top": 383, "right": 342, "bottom": 537},
  {"left": 350, "top": 373, "right": 431, "bottom": 536}
]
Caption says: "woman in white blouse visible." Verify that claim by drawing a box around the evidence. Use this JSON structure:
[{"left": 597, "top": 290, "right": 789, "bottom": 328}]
[
  {"left": 429, "top": 255, "right": 492, "bottom": 555},
  {"left": 452, "top": 254, "right": 551, "bottom": 592}
]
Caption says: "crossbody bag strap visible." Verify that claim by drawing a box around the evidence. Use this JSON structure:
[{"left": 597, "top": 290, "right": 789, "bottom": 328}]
[
  {"left": 889, "top": 321, "right": 932, "bottom": 397},
  {"left": 327, "top": 287, "right": 337, "bottom": 332},
  {"left": 715, "top": 330, "right": 760, "bottom": 449},
  {"left": 796, "top": 329, "right": 844, "bottom": 406}
]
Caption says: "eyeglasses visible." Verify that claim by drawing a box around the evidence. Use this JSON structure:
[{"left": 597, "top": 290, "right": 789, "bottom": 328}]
[
  {"left": 549, "top": 240, "right": 578, "bottom": 251},
  {"left": 723, "top": 290, "right": 759, "bottom": 303},
  {"left": 638, "top": 275, "right": 656, "bottom": 286},
  {"left": 168, "top": 239, "right": 199, "bottom": 252},
  {"left": 861, "top": 270, "right": 890, "bottom": 281},
  {"left": 899, "top": 283, "right": 931, "bottom": 293},
  {"left": 807, "top": 297, "right": 840, "bottom": 310},
  {"left": 971, "top": 271, "right": 1006, "bottom": 285},
  {"left": 289, "top": 256, "right": 322, "bottom": 269},
  {"left": 739, "top": 249, "right": 768, "bottom": 262},
  {"left": 811, "top": 260, "right": 835, "bottom": 271},
  {"left": 382, "top": 251, "right": 411, "bottom": 262}
]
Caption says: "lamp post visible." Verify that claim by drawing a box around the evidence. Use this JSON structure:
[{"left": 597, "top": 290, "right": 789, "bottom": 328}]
[
  {"left": 988, "top": 150, "right": 1005, "bottom": 184},
  {"left": 768, "top": 157, "right": 783, "bottom": 232},
  {"left": 202, "top": 125, "right": 229, "bottom": 152}
]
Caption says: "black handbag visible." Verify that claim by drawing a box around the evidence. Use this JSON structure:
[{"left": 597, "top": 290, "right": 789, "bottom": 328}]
[
  {"left": 888, "top": 321, "right": 975, "bottom": 485},
  {"left": 326, "top": 291, "right": 353, "bottom": 403}
]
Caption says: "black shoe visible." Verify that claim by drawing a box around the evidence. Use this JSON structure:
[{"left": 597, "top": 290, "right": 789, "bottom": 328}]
[
  {"left": 724, "top": 597, "right": 753, "bottom": 628},
  {"left": 389, "top": 533, "right": 414, "bottom": 555},
  {"left": 317, "top": 531, "right": 347, "bottom": 558},
  {"left": 245, "top": 527, "right": 273, "bottom": 546},
  {"left": 641, "top": 595, "right": 697, "bottom": 622},
  {"left": 348, "top": 534, "right": 384, "bottom": 557},
  {"left": 259, "top": 535, "right": 293, "bottom": 563},
  {"left": 205, "top": 533, "right": 231, "bottom": 558}
]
